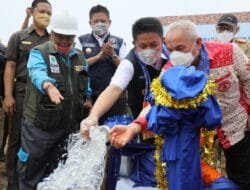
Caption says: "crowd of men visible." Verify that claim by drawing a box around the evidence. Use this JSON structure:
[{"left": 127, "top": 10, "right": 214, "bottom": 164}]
[{"left": 0, "top": 0, "right": 250, "bottom": 190}]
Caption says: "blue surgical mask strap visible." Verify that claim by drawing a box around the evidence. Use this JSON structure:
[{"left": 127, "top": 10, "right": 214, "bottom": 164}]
[
  {"left": 134, "top": 50, "right": 151, "bottom": 102},
  {"left": 197, "top": 43, "right": 210, "bottom": 75}
]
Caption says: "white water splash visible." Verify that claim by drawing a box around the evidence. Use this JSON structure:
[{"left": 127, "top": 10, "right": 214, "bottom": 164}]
[{"left": 37, "top": 126, "right": 109, "bottom": 190}]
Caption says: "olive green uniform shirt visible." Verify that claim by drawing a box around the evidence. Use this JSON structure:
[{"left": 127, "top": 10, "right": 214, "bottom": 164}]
[
  {"left": 5, "top": 25, "right": 49, "bottom": 93},
  {"left": 234, "top": 38, "right": 250, "bottom": 59}
]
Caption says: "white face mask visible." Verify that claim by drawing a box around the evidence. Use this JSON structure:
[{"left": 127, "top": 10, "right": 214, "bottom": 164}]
[
  {"left": 137, "top": 49, "right": 161, "bottom": 66},
  {"left": 92, "top": 22, "right": 109, "bottom": 36},
  {"left": 217, "top": 31, "right": 234, "bottom": 42},
  {"left": 170, "top": 51, "right": 194, "bottom": 67}
]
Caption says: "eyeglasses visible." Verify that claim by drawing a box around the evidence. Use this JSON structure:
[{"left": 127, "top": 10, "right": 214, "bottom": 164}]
[{"left": 216, "top": 24, "right": 235, "bottom": 33}]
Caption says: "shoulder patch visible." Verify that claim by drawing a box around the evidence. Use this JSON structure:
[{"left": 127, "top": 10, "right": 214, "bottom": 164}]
[{"left": 235, "top": 38, "right": 247, "bottom": 43}]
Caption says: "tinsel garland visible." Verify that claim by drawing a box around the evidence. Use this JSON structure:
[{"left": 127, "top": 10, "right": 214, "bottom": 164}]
[
  {"left": 151, "top": 77, "right": 217, "bottom": 109},
  {"left": 154, "top": 135, "right": 168, "bottom": 190},
  {"left": 200, "top": 129, "right": 216, "bottom": 167}
]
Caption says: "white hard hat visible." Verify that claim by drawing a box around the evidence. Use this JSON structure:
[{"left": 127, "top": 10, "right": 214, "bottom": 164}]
[{"left": 50, "top": 10, "right": 78, "bottom": 35}]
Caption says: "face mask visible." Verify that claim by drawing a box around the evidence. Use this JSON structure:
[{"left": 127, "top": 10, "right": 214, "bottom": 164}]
[
  {"left": 52, "top": 41, "right": 72, "bottom": 57},
  {"left": 170, "top": 51, "right": 195, "bottom": 67},
  {"left": 56, "top": 45, "right": 72, "bottom": 56},
  {"left": 51, "top": 34, "right": 74, "bottom": 56},
  {"left": 137, "top": 49, "right": 161, "bottom": 66},
  {"left": 92, "top": 22, "right": 109, "bottom": 36},
  {"left": 34, "top": 13, "right": 51, "bottom": 28},
  {"left": 170, "top": 40, "right": 197, "bottom": 67},
  {"left": 217, "top": 31, "right": 234, "bottom": 42}
]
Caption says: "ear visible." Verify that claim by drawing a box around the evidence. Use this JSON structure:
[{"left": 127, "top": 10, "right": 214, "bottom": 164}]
[
  {"left": 88, "top": 20, "right": 91, "bottom": 26},
  {"left": 30, "top": 7, "right": 35, "bottom": 15},
  {"left": 196, "top": 37, "right": 202, "bottom": 48},
  {"left": 108, "top": 19, "right": 112, "bottom": 26}
]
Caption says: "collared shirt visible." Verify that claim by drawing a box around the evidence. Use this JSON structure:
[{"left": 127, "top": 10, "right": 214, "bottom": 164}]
[
  {"left": 92, "top": 32, "right": 109, "bottom": 47},
  {"left": 205, "top": 41, "right": 250, "bottom": 147},
  {"left": 5, "top": 25, "right": 50, "bottom": 79},
  {"left": 27, "top": 46, "right": 92, "bottom": 97}
]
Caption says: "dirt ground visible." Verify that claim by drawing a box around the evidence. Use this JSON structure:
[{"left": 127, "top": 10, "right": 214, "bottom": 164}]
[{"left": 0, "top": 107, "right": 7, "bottom": 190}]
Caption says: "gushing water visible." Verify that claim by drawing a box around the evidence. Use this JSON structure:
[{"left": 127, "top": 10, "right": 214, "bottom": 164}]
[{"left": 37, "top": 126, "right": 109, "bottom": 190}]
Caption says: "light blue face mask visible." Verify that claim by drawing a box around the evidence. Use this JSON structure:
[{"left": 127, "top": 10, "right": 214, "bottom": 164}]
[
  {"left": 92, "top": 22, "right": 109, "bottom": 36},
  {"left": 137, "top": 48, "right": 161, "bottom": 66}
]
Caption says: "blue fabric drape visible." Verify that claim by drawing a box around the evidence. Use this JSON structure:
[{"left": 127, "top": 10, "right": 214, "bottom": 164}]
[
  {"left": 105, "top": 115, "right": 157, "bottom": 190},
  {"left": 205, "top": 177, "right": 239, "bottom": 190},
  {"left": 146, "top": 96, "right": 222, "bottom": 190},
  {"left": 106, "top": 143, "right": 157, "bottom": 190},
  {"left": 146, "top": 66, "right": 222, "bottom": 190}
]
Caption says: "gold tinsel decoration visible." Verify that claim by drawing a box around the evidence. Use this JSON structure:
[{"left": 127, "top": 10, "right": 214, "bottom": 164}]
[
  {"left": 154, "top": 135, "right": 168, "bottom": 190},
  {"left": 151, "top": 77, "right": 217, "bottom": 109},
  {"left": 200, "top": 129, "right": 216, "bottom": 167}
]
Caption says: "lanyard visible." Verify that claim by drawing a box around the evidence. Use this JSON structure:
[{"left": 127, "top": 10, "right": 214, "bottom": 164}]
[
  {"left": 134, "top": 51, "right": 151, "bottom": 102},
  {"left": 197, "top": 43, "right": 210, "bottom": 75}
]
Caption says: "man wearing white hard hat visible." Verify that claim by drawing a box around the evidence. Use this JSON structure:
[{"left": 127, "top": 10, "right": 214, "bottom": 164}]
[{"left": 17, "top": 10, "right": 92, "bottom": 190}]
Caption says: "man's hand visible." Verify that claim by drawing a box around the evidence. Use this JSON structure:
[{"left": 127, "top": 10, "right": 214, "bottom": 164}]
[
  {"left": 43, "top": 82, "right": 64, "bottom": 104},
  {"left": 82, "top": 99, "right": 92, "bottom": 117},
  {"left": 86, "top": 51, "right": 104, "bottom": 65},
  {"left": 101, "top": 41, "right": 115, "bottom": 57},
  {"left": 26, "top": 7, "right": 32, "bottom": 18},
  {"left": 109, "top": 123, "right": 141, "bottom": 148},
  {"left": 95, "top": 51, "right": 105, "bottom": 61},
  {"left": 80, "top": 117, "right": 98, "bottom": 140},
  {"left": 83, "top": 99, "right": 92, "bottom": 110},
  {"left": 3, "top": 95, "right": 16, "bottom": 115}
]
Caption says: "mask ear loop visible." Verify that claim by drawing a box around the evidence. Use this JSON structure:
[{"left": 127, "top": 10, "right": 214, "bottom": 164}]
[{"left": 190, "top": 39, "right": 197, "bottom": 54}]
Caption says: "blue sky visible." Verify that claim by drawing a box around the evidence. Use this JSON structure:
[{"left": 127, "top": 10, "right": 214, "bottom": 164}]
[{"left": 1, "top": 0, "right": 250, "bottom": 48}]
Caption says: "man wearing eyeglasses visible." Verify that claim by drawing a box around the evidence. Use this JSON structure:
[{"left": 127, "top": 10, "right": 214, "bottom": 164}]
[
  {"left": 216, "top": 13, "right": 250, "bottom": 58},
  {"left": 2, "top": 1, "right": 52, "bottom": 189}
]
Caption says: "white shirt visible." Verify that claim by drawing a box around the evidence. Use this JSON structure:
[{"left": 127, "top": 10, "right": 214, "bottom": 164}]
[
  {"left": 110, "top": 53, "right": 166, "bottom": 91},
  {"left": 110, "top": 59, "right": 135, "bottom": 90}
]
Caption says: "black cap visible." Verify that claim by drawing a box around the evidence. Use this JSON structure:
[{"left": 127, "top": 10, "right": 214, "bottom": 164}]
[{"left": 217, "top": 14, "right": 238, "bottom": 26}]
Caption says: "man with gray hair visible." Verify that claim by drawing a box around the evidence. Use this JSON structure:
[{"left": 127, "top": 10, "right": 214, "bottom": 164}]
[{"left": 165, "top": 20, "right": 250, "bottom": 190}]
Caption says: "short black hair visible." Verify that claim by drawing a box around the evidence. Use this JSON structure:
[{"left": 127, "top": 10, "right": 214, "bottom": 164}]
[
  {"left": 89, "top": 4, "right": 109, "bottom": 20},
  {"left": 132, "top": 17, "right": 163, "bottom": 41},
  {"left": 31, "top": 0, "right": 51, "bottom": 8}
]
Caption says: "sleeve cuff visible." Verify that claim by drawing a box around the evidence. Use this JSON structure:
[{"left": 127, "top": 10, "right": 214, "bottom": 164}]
[{"left": 132, "top": 116, "right": 148, "bottom": 131}]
